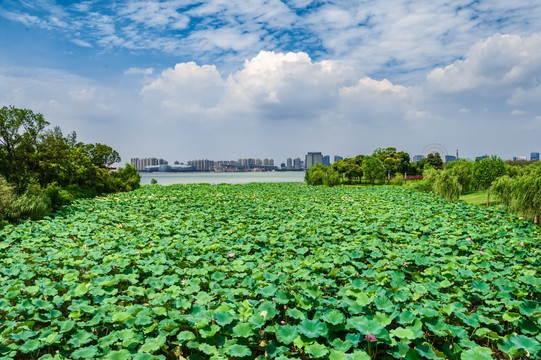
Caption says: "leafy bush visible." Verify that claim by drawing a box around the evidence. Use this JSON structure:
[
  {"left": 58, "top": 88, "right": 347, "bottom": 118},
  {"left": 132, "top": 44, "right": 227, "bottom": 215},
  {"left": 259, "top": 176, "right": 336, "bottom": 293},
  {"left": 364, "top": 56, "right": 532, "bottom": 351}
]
[
  {"left": 433, "top": 170, "right": 462, "bottom": 201},
  {"left": 0, "top": 176, "right": 16, "bottom": 226},
  {"left": 362, "top": 156, "right": 386, "bottom": 185},
  {"left": 390, "top": 173, "right": 404, "bottom": 186},
  {"left": 473, "top": 156, "right": 506, "bottom": 190},
  {"left": 445, "top": 159, "right": 474, "bottom": 193},
  {"left": 491, "top": 162, "right": 541, "bottom": 223},
  {"left": 44, "top": 183, "right": 73, "bottom": 211},
  {"left": 422, "top": 167, "right": 438, "bottom": 186},
  {"left": 404, "top": 180, "right": 432, "bottom": 193},
  {"left": 305, "top": 164, "right": 340, "bottom": 186}
]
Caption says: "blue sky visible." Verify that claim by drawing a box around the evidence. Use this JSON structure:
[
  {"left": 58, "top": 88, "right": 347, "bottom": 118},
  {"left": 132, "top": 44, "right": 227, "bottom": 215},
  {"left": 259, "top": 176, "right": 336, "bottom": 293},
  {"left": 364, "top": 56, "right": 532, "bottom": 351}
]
[{"left": 1, "top": 0, "right": 541, "bottom": 163}]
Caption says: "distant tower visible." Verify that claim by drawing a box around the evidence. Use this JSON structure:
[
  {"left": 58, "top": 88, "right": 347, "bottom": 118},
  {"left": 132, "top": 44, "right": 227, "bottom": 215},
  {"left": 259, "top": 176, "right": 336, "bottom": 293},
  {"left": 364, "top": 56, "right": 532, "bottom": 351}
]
[{"left": 456, "top": 149, "right": 459, "bottom": 160}]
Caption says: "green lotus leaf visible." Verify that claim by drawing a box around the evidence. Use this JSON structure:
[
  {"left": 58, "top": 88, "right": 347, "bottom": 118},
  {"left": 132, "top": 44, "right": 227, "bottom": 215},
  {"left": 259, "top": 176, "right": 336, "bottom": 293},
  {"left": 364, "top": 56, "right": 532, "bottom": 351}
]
[
  {"left": 390, "top": 327, "right": 416, "bottom": 340},
  {"left": 500, "top": 334, "right": 541, "bottom": 358},
  {"left": 112, "top": 311, "right": 132, "bottom": 322},
  {"left": 297, "top": 319, "right": 328, "bottom": 338},
  {"left": 139, "top": 335, "right": 166, "bottom": 353},
  {"left": 331, "top": 338, "right": 352, "bottom": 352},
  {"left": 258, "top": 284, "right": 277, "bottom": 298},
  {"left": 286, "top": 308, "right": 305, "bottom": 320},
  {"left": 213, "top": 311, "right": 234, "bottom": 326},
  {"left": 152, "top": 307, "right": 167, "bottom": 316},
  {"left": 232, "top": 322, "right": 254, "bottom": 338},
  {"left": 198, "top": 343, "right": 218, "bottom": 355},
  {"left": 199, "top": 324, "right": 220, "bottom": 338},
  {"left": 305, "top": 342, "right": 329, "bottom": 358},
  {"left": 74, "top": 282, "right": 89, "bottom": 296},
  {"left": 322, "top": 309, "right": 345, "bottom": 326},
  {"left": 71, "top": 346, "right": 99, "bottom": 359},
  {"left": 177, "top": 330, "right": 196, "bottom": 342},
  {"left": 67, "top": 330, "right": 94, "bottom": 348},
  {"left": 460, "top": 346, "right": 493, "bottom": 360},
  {"left": 225, "top": 344, "right": 252, "bottom": 357},
  {"left": 104, "top": 349, "right": 132, "bottom": 360},
  {"left": 518, "top": 300, "right": 540, "bottom": 317},
  {"left": 276, "top": 324, "right": 298, "bottom": 345},
  {"left": 19, "top": 339, "right": 41, "bottom": 353},
  {"left": 502, "top": 312, "right": 521, "bottom": 322}
]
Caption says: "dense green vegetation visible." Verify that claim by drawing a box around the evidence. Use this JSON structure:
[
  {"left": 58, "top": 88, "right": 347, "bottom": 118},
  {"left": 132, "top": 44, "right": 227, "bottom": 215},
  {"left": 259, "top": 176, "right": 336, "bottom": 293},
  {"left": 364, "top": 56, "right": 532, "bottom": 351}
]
[
  {"left": 309, "top": 150, "right": 541, "bottom": 226},
  {"left": 0, "top": 183, "right": 539, "bottom": 359},
  {"left": 0, "top": 105, "right": 140, "bottom": 227}
]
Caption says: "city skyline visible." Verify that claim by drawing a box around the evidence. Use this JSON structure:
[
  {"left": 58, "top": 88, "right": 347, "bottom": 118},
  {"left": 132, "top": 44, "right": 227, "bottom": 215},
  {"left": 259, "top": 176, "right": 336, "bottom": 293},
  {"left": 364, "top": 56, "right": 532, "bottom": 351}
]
[
  {"left": 131, "top": 148, "right": 541, "bottom": 172},
  {"left": 1, "top": 2, "right": 541, "bottom": 162}
]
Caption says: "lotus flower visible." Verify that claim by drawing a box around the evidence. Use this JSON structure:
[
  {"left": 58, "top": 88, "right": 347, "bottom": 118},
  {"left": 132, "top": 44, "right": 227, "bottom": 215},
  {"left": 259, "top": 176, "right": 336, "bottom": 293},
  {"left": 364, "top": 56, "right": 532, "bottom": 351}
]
[
  {"left": 365, "top": 333, "right": 377, "bottom": 342},
  {"left": 228, "top": 253, "right": 235, "bottom": 258}
]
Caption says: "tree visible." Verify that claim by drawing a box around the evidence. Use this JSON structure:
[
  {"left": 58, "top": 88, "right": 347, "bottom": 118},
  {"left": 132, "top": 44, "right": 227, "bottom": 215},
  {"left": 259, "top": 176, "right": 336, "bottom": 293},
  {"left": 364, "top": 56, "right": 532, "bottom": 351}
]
[
  {"left": 473, "top": 156, "right": 506, "bottom": 190},
  {"left": 445, "top": 159, "right": 474, "bottom": 193},
  {"left": 362, "top": 156, "right": 385, "bottom": 185},
  {"left": 426, "top": 153, "right": 443, "bottom": 169},
  {"left": 82, "top": 143, "right": 121, "bottom": 168},
  {"left": 491, "top": 162, "right": 541, "bottom": 223},
  {"left": 433, "top": 170, "right": 462, "bottom": 201},
  {"left": 473, "top": 156, "right": 506, "bottom": 206},
  {"left": 305, "top": 164, "right": 340, "bottom": 187},
  {"left": 332, "top": 160, "right": 349, "bottom": 183},
  {"left": 0, "top": 106, "right": 49, "bottom": 187}
]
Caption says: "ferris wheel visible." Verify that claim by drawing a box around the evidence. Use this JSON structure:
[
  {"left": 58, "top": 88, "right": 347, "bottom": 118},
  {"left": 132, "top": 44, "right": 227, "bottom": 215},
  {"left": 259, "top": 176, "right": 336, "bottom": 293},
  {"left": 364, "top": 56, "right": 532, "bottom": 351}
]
[{"left": 422, "top": 143, "right": 448, "bottom": 160}]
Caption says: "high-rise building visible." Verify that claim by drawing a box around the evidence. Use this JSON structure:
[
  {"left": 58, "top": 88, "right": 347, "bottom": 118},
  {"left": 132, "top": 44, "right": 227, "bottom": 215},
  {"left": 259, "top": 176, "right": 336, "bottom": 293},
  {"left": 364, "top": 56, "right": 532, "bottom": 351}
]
[
  {"left": 322, "top": 155, "right": 331, "bottom": 166},
  {"left": 531, "top": 152, "right": 540, "bottom": 161},
  {"left": 412, "top": 155, "right": 424, "bottom": 163},
  {"left": 293, "top": 157, "right": 302, "bottom": 170},
  {"left": 334, "top": 155, "right": 343, "bottom": 162},
  {"left": 131, "top": 157, "right": 167, "bottom": 170},
  {"left": 305, "top": 152, "right": 323, "bottom": 169},
  {"left": 445, "top": 155, "right": 457, "bottom": 163},
  {"left": 286, "top": 157, "right": 292, "bottom": 169},
  {"left": 188, "top": 159, "right": 215, "bottom": 171}
]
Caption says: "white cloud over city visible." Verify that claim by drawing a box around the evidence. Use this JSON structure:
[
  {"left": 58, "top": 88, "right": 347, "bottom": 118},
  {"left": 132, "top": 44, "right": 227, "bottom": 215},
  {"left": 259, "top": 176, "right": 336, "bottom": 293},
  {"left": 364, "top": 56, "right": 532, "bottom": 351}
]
[{"left": 1, "top": 1, "right": 540, "bottom": 162}]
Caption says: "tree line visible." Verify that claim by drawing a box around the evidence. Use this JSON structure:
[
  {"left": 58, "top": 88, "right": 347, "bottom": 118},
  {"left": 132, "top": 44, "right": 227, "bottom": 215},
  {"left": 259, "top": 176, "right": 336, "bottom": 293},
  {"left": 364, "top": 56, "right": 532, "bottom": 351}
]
[
  {"left": 305, "top": 147, "right": 440, "bottom": 186},
  {"left": 0, "top": 105, "right": 140, "bottom": 227},
  {"left": 305, "top": 148, "right": 540, "bottom": 224}
]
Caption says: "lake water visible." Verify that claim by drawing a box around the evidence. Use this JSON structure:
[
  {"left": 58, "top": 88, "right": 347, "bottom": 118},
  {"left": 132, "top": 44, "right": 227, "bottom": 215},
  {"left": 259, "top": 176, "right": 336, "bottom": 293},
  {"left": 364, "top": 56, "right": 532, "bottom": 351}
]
[{"left": 139, "top": 171, "right": 305, "bottom": 185}]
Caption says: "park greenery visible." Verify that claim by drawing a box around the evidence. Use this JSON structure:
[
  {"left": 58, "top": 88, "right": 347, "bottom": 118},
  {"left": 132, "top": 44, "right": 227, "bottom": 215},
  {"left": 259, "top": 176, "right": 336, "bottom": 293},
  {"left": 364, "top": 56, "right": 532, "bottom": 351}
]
[
  {"left": 0, "top": 183, "right": 539, "bottom": 359},
  {"left": 0, "top": 105, "right": 140, "bottom": 227},
  {"left": 306, "top": 149, "right": 541, "bottom": 226}
]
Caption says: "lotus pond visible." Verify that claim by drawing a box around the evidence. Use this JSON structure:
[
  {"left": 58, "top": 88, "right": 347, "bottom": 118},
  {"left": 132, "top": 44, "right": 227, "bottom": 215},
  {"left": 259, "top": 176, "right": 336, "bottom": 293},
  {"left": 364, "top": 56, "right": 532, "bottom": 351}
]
[{"left": 0, "top": 183, "right": 539, "bottom": 360}]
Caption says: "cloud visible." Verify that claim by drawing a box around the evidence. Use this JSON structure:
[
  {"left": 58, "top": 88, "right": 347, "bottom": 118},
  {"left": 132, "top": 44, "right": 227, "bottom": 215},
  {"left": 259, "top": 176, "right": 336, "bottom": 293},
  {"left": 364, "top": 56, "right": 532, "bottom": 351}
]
[
  {"left": 3, "top": 0, "right": 541, "bottom": 84},
  {"left": 124, "top": 67, "right": 154, "bottom": 76},
  {"left": 71, "top": 38, "right": 92, "bottom": 48},
  {"left": 140, "top": 50, "right": 415, "bottom": 130},
  {"left": 427, "top": 33, "right": 541, "bottom": 93},
  {"left": 423, "top": 32, "right": 541, "bottom": 124},
  {"left": 142, "top": 62, "right": 226, "bottom": 115}
]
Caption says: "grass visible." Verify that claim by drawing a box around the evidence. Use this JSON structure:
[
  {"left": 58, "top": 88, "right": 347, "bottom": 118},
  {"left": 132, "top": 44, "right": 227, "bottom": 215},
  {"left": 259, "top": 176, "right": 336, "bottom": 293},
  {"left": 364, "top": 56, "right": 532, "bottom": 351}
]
[{"left": 460, "top": 190, "right": 501, "bottom": 207}]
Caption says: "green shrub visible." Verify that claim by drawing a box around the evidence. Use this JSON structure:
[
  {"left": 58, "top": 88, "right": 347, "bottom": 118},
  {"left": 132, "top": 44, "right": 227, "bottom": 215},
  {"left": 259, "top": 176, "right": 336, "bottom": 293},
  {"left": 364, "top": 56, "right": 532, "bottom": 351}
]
[
  {"left": 404, "top": 180, "right": 432, "bottom": 193},
  {"left": 433, "top": 170, "right": 462, "bottom": 202},
  {"left": 305, "top": 164, "right": 340, "bottom": 187},
  {"left": 44, "top": 183, "right": 73, "bottom": 211},
  {"left": 390, "top": 173, "right": 404, "bottom": 186},
  {"left": 64, "top": 184, "right": 99, "bottom": 199}
]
